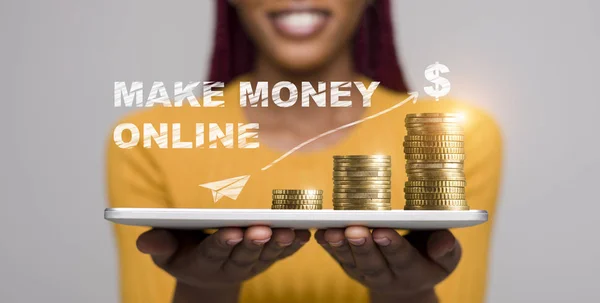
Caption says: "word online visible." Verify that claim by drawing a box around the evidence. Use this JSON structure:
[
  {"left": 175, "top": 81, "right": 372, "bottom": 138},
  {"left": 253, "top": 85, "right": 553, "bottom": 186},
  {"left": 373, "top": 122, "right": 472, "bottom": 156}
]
[{"left": 112, "top": 81, "right": 381, "bottom": 149}]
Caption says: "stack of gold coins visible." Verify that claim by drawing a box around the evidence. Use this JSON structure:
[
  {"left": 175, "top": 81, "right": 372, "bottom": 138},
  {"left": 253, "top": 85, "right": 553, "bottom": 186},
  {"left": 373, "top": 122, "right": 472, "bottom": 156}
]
[
  {"left": 332, "top": 155, "right": 392, "bottom": 210},
  {"left": 271, "top": 189, "right": 323, "bottom": 210},
  {"left": 403, "top": 113, "right": 469, "bottom": 210}
]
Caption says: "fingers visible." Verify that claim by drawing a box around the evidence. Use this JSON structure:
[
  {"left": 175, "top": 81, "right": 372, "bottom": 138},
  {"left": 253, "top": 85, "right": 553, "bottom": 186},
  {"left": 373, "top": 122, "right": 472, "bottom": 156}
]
[
  {"left": 316, "top": 228, "right": 393, "bottom": 285},
  {"left": 192, "top": 228, "right": 244, "bottom": 270},
  {"left": 403, "top": 230, "right": 461, "bottom": 274},
  {"left": 373, "top": 228, "right": 446, "bottom": 292},
  {"left": 322, "top": 229, "right": 356, "bottom": 270},
  {"left": 138, "top": 228, "right": 243, "bottom": 275},
  {"left": 250, "top": 229, "right": 295, "bottom": 273},
  {"left": 372, "top": 229, "right": 461, "bottom": 290},
  {"left": 250, "top": 229, "right": 311, "bottom": 274},
  {"left": 372, "top": 228, "right": 418, "bottom": 273},
  {"left": 137, "top": 229, "right": 179, "bottom": 265},
  {"left": 426, "top": 230, "right": 462, "bottom": 274},
  {"left": 159, "top": 227, "right": 242, "bottom": 275},
  {"left": 278, "top": 229, "right": 311, "bottom": 259},
  {"left": 260, "top": 229, "right": 296, "bottom": 260},
  {"left": 315, "top": 229, "right": 336, "bottom": 257},
  {"left": 140, "top": 226, "right": 310, "bottom": 281},
  {"left": 316, "top": 229, "right": 359, "bottom": 281},
  {"left": 222, "top": 226, "right": 272, "bottom": 276},
  {"left": 345, "top": 226, "right": 393, "bottom": 285}
]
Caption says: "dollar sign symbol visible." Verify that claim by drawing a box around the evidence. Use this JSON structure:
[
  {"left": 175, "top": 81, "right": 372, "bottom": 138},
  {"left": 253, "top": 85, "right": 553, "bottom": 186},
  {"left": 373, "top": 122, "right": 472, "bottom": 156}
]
[{"left": 424, "top": 62, "right": 451, "bottom": 101}]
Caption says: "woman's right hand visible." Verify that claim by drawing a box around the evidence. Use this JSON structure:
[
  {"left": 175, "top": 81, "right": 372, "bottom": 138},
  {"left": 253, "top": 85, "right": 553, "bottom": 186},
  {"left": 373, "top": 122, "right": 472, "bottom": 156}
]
[{"left": 136, "top": 227, "right": 310, "bottom": 293}]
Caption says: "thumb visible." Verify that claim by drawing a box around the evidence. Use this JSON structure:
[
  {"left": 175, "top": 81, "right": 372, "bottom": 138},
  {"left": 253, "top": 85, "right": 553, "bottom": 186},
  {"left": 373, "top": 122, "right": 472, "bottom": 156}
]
[
  {"left": 137, "top": 229, "right": 179, "bottom": 265},
  {"left": 426, "top": 230, "right": 461, "bottom": 274}
]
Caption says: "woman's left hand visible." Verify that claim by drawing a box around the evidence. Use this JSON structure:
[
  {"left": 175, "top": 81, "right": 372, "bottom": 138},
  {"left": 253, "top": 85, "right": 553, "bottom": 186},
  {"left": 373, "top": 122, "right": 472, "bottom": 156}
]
[{"left": 315, "top": 228, "right": 461, "bottom": 302}]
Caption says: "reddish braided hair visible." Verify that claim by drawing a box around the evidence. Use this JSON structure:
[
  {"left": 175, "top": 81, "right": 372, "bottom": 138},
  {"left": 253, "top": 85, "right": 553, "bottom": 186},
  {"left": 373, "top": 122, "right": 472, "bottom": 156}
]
[{"left": 208, "top": 0, "right": 408, "bottom": 93}]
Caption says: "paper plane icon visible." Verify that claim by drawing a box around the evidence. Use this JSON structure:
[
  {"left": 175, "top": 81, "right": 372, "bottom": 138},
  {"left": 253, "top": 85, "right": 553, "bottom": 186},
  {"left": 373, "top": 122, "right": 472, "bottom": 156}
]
[{"left": 199, "top": 175, "right": 251, "bottom": 203}]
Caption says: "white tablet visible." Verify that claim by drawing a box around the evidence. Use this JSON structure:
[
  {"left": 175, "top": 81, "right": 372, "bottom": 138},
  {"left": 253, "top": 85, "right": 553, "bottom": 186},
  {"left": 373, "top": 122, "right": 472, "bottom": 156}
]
[{"left": 104, "top": 208, "right": 487, "bottom": 230}]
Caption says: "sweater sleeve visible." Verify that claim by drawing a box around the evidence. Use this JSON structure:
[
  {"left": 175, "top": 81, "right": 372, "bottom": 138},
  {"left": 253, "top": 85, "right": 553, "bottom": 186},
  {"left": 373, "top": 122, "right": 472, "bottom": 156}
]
[
  {"left": 106, "top": 136, "right": 177, "bottom": 303},
  {"left": 435, "top": 108, "right": 503, "bottom": 303}
]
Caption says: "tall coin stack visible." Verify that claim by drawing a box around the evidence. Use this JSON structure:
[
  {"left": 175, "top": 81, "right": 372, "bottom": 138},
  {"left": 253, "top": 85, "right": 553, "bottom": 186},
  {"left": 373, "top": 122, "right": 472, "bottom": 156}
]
[
  {"left": 333, "top": 155, "right": 392, "bottom": 210},
  {"left": 271, "top": 189, "right": 323, "bottom": 210},
  {"left": 403, "top": 113, "right": 469, "bottom": 210}
]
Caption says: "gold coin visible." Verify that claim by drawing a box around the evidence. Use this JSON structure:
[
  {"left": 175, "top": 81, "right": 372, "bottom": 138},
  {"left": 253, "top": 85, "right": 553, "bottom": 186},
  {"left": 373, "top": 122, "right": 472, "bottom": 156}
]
[
  {"left": 404, "top": 147, "right": 465, "bottom": 154},
  {"left": 334, "top": 203, "right": 391, "bottom": 207},
  {"left": 333, "top": 166, "right": 391, "bottom": 171},
  {"left": 333, "top": 200, "right": 391, "bottom": 205},
  {"left": 333, "top": 163, "right": 392, "bottom": 170},
  {"left": 272, "top": 194, "right": 323, "bottom": 200},
  {"left": 404, "top": 205, "right": 469, "bottom": 211},
  {"left": 404, "top": 193, "right": 466, "bottom": 200},
  {"left": 404, "top": 186, "right": 465, "bottom": 193},
  {"left": 404, "top": 135, "right": 464, "bottom": 141},
  {"left": 272, "top": 189, "right": 323, "bottom": 195},
  {"left": 333, "top": 192, "right": 391, "bottom": 198},
  {"left": 271, "top": 199, "right": 323, "bottom": 205},
  {"left": 404, "top": 159, "right": 464, "bottom": 164},
  {"left": 333, "top": 162, "right": 391, "bottom": 167},
  {"left": 333, "top": 155, "right": 392, "bottom": 161},
  {"left": 333, "top": 198, "right": 391, "bottom": 203},
  {"left": 408, "top": 175, "right": 466, "bottom": 181},
  {"left": 405, "top": 117, "right": 463, "bottom": 124},
  {"left": 405, "top": 154, "right": 465, "bottom": 161},
  {"left": 406, "top": 131, "right": 465, "bottom": 137},
  {"left": 406, "top": 122, "right": 463, "bottom": 127},
  {"left": 334, "top": 161, "right": 390, "bottom": 165},
  {"left": 405, "top": 122, "right": 463, "bottom": 129},
  {"left": 272, "top": 205, "right": 323, "bottom": 210},
  {"left": 403, "top": 141, "right": 464, "bottom": 148},
  {"left": 406, "top": 162, "right": 464, "bottom": 170},
  {"left": 334, "top": 184, "right": 391, "bottom": 189},
  {"left": 407, "top": 171, "right": 465, "bottom": 178},
  {"left": 405, "top": 199, "right": 468, "bottom": 206},
  {"left": 406, "top": 113, "right": 463, "bottom": 118},
  {"left": 333, "top": 180, "right": 391, "bottom": 185},
  {"left": 333, "top": 176, "right": 391, "bottom": 181},
  {"left": 405, "top": 118, "right": 463, "bottom": 124},
  {"left": 405, "top": 168, "right": 464, "bottom": 174},
  {"left": 407, "top": 168, "right": 464, "bottom": 173},
  {"left": 334, "top": 188, "right": 392, "bottom": 193},
  {"left": 334, "top": 206, "right": 392, "bottom": 211},
  {"left": 407, "top": 130, "right": 465, "bottom": 135},
  {"left": 405, "top": 180, "right": 466, "bottom": 187},
  {"left": 333, "top": 171, "right": 391, "bottom": 177}
]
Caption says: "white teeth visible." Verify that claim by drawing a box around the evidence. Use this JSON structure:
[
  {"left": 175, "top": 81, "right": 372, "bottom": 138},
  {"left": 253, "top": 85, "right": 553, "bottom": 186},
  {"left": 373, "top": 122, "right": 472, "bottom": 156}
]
[{"left": 278, "top": 12, "right": 323, "bottom": 28}]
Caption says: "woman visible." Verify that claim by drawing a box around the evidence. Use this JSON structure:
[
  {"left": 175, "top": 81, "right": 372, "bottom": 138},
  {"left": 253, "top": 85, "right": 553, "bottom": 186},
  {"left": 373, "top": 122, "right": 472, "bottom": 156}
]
[{"left": 107, "top": 0, "right": 502, "bottom": 302}]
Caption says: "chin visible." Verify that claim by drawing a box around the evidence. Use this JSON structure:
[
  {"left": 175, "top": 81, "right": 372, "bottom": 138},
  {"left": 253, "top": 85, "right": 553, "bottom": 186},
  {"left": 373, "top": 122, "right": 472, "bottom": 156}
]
[
  {"left": 270, "top": 46, "right": 337, "bottom": 74},
  {"left": 278, "top": 58, "right": 326, "bottom": 74}
]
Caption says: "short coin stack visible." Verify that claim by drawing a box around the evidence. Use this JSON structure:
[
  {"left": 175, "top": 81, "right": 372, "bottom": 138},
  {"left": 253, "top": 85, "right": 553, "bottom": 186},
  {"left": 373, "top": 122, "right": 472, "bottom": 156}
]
[
  {"left": 403, "top": 113, "right": 469, "bottom": 210},
  {"left": 332, "top": 155, "right": 392, "bottom": 210},
  {"left": 271, "top": 189, "right": 323, "bottom": 210}
]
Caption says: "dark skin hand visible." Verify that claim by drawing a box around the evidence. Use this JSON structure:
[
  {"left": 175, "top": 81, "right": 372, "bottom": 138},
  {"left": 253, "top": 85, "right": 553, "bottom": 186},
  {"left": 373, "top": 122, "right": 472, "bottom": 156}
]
[
  {"left": 136, "top": 226, "right": 311, "bottom": 303},
  {"left": 315, "top": 228, "right": 461, "bottom": 303}
]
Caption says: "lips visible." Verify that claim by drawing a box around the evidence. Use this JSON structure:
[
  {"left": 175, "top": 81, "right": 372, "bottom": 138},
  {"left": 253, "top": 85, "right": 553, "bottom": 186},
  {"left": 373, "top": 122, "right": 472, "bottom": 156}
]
[{"left": 269, "top": 10, "right": 330, "bottom": 39}]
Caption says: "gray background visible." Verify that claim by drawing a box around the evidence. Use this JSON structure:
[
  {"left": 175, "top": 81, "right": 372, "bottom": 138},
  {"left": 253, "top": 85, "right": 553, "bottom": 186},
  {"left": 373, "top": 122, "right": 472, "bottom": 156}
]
[{"left": 1, "top": 0, "right": 599, "bottom": 302}]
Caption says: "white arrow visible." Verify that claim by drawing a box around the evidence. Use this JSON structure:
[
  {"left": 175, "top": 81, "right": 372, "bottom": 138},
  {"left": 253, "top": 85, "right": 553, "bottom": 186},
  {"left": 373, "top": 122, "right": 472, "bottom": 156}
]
[
  {"left": 201, "top": 92, "right": 418, "bottom": 203},
  {"left": 261, "top": 92, "right": 419, "bottom": 170}
]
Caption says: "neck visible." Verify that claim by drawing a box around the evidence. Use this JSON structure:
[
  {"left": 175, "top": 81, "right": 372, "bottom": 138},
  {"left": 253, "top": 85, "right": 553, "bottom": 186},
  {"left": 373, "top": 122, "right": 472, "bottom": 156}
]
[{"left": 251, "top": 47, "right": 357, "bottom": 86}]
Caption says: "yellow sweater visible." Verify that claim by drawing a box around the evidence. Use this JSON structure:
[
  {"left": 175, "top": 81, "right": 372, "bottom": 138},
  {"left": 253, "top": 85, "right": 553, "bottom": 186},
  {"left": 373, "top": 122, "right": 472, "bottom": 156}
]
[{"left": 107, "top": 79, "right": 502, "bottom": 303}]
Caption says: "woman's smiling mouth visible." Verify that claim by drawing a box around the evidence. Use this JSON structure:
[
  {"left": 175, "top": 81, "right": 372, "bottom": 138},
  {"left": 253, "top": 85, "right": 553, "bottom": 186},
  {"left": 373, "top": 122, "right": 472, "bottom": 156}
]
[{"left": 269, "top": 9, "right": 330, "bottom": 39}]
